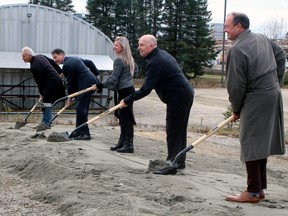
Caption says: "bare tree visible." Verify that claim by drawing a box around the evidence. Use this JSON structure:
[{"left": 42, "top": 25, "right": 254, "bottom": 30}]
[{"left": 260, "top": 17, "right": 288, "bottom": 39}]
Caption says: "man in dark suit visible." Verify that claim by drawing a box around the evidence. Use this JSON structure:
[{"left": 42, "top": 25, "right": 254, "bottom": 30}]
[
  {"left": 81, "top": 58, "right": 100, "bottom": 78},
  {"left": 51, "top": 48, "right": 99, "bottom": 140},
  {"left": 119, "top": 34, "right": 194, "bottom": 170},
  {"left": 21, "top": 47, "right": 66, "bottom": 131}
]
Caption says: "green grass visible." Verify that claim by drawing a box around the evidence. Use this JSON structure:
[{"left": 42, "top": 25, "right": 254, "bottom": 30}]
[
  {"left": 135, "top": 74, "right": 225, "bottom": 88},
  {"left": 201, "top": 73, "right": 223, "bottom": 80}
]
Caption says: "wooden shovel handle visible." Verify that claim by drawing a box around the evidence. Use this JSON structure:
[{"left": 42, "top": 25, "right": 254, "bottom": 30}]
[
  {"left": 30, "top": 97, "right": 42, "bottom": 112},
  {"left": 68, "top": 104, "right": 121, "bottom": 138},
  {"left": 86, "top": 104, "right": 121, "bottom": 125},
  {"left": 48, "top": 103, "right": 70, "bottom": 126},
  {"left": 170, "top": 116, "right": 234, "bottom": 167},
  {"left": 51, "top": 85, "right": 96, "bottom": 107},
  {"left": 67, "top": 86, "right": 96, "bottom": 99},
  {"left": 56, "top": 103, "right": 70, "bottom": 115},
  {"left": 24, "top": 97, "right": 42, "bottom": 122},
  {"left": 192, "top": 116, "right": 234, "bottom": 148}
]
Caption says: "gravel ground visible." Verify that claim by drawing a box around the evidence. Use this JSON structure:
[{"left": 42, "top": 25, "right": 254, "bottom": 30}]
[{"left": 0, "top": 88, "right": 287, "bottom": 216}]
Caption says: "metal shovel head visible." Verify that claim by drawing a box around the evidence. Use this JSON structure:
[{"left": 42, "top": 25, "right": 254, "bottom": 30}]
[
  {"left": 47, "top": 131, "right": 71, "bottom": 142},
  {"left": 14, "top": 121, "right": 27, "bottom": 129},
  {"left": 147, "top": 159, "right": 172, "bottom": 172},
  {"left": 152, "top": 165, "right": 178, "bottom": 175},
  {"left": 148, "top": 159, "right": 179, "bottom": 175}
]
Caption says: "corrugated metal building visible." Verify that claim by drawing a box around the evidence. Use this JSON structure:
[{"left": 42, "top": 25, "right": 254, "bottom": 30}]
[
  {"left": 211, "top": 23, "right": 224, "bottom": 40},
  {"left": 0, "top": 3, "right": 115, "bottom": 110}
]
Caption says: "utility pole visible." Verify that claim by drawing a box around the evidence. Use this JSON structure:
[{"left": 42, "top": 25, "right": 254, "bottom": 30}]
[{"left": 221, "top": 0, "right": 227, "bottom": 87}]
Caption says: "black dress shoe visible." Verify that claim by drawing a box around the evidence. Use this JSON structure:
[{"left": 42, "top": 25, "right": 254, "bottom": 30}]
[{"left": 73, "top": 134, "right": 91, "bottom": 140}]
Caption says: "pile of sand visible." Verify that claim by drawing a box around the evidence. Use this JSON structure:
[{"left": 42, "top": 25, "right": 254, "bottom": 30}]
[
  {"left": 1, "top": 89, "right": 288, "bottom": 215},
  {"left": 47, "top": 132, "right": 71, "bottom": 142}
]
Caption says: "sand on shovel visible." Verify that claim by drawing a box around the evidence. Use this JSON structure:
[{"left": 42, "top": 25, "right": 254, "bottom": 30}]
[
  {"left": 47, "top": 132, "right": 71, "bottom": 142},
  {"left": 147, "top": 159, "right": 171, "bottom": 173}
]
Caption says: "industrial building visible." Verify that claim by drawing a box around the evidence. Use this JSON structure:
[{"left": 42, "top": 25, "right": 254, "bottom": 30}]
[
  {"left": 0, "top": 3, "right": 115, "bottom": 111},
  {"left": 211, "top": 23, "right": 224, "bottom": 40}
]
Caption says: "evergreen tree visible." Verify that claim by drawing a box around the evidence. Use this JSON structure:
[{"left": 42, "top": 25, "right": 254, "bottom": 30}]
[
  {"left": 131, "top": 0, "right": 163, "bottom": 75},
  {"left": 159, "top": 0, "right": 186, "bottom": 56},
  {"left": 113, "top": 0, "right": 132, "bottom": 37},
  {"left": 144, "top": 0, "right": 163, "bottom": 36},
  {"left": 85, "top": 0, "right": 217, "bottom": 78},
  {"left": 160, "top": 0, "right": 217, "bottom": 78},
  {"left": 85, "top": 0, "right": 115, "bottom": 39},
  {"left": 85, "top": 0, "right": 147, "bottom": 75},
  {"left": 124, "top": 0, "right": 144, "bottom": 73},
  {"left": 29, "top": 0, "right": 75, "bottom": 13},
  {"left": 182, "top": 0, "right": 217, "bottom": 78}
]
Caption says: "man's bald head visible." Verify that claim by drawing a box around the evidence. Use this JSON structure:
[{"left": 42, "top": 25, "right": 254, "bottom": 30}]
[
  {"left": 138, "top": 34, "right": 157, "bottom": 57},
  {"left": 140, "top": 34, "right": 157, "bottom": 46}
]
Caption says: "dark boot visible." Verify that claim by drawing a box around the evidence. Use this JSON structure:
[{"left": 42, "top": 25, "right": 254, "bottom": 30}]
[
  {"left": 110, "top": 134, "right": 125, "bottom": 151},
  {"left": 117, "top": 137, "right": 134, "bottom": 153}
]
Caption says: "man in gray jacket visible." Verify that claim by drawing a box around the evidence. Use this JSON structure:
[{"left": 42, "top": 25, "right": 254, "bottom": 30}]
[{"left": 224, "top": 12, "right": 286, "bottom": 203}]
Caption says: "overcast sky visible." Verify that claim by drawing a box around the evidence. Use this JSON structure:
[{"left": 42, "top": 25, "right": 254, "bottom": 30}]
[{"left": 0, "top": 0, "right": 287, "bottom": 33}]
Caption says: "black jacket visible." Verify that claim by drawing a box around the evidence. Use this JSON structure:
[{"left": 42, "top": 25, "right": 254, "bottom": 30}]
[
  {"left": 124, "top": 47, "right": 194, "bottom": 105},
  {"left": 62, "top": 56, "right": 99, "bottom": 95},
  {"left": 81, "top": 59, "right": 100, "bottom": 77},
  {"left": 30, "top": 55, "right": 65, "bottom": 103}
]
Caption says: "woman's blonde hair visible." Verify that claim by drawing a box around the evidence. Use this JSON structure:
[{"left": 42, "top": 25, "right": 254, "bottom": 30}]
[{"left": 115, "top": 36, "right": 135, "bottom": 75}]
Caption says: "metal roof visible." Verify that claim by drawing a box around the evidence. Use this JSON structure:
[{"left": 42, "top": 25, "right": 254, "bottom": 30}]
[
  {"left": 0, "top": 52, "right": 113, "bottom": 71},
  {"left": 0, "top": 4, "right": 115, "bottom": 58}
]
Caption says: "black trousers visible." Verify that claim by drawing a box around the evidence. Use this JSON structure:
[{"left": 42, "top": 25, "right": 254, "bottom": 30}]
[
  {"left": 118, "top": 86, "right": 136, "bottom": 126},
  {"left": 118, "top": 86, "right": 136, "bottom": 138},
  {"left": 75, "top": 91, "right": 92, "bottom": 136},
  {"left": 246, "top": 158, "right": 267, "bottom": 193},
  {"left": 166, "top": 98, "right": 193, "bottom": 164}
]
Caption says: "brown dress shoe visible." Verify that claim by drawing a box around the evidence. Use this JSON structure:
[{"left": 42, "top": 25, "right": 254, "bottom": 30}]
[
  {"left": 259, "top": 191, "right": 265, "bottom": 200},
  {"left": 225, "top": 191, "right": 261, "bottom": 203}
]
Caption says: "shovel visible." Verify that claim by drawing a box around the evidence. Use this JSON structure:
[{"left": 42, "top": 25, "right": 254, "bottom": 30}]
[
  {"left": 51, "top": 85, "right": 96, "bottom": 107},
  {"left": 48, "top": 103, "right": 70, "bottom": 127},
  {"left": 14, "top": 98, "right": 42, "bottom": 129},
  {"left": 48, "top": 86, "right": 97, "bottom": 125},
  {"left": 47, "top": 104, "right": 122, "bottom": 142},
  {"left": 152, "top": 116, "right": 234, "bottom": 175}
]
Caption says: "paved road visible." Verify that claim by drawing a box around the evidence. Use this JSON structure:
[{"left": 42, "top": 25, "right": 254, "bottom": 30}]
[
  {"left": 41, "top": 88, "right": 288, "bottom": 132},
  {"left": 133, "top": 88, "right": 288, "bottom": 130}
]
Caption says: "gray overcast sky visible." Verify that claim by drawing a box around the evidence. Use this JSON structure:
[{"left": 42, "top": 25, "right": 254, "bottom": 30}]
[{"left": 0, "top": 0, "right": 287, "bottom": 33}]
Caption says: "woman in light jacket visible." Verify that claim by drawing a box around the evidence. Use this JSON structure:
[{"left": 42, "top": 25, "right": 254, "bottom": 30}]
[{"left": 98, "top": 36, "right": 136, "bottom": 153}]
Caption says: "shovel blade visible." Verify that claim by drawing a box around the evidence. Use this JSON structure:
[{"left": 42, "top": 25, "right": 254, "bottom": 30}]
[
  {"left": 148, "top": 159, "right": 171, "bottom": 173},
  {"left": 59, "top": 131, "right": 70, "bottom": 137},
  {"left": 148, "top": 159, "right": 178, "bottom": 175},
  {"left": 153, "top": 166, "right": 178, "bottom": 175},
  {"left": 14, "top": 121, "right": 27, "bottom": 129},
  {"left": 47, "top": 131, "right": 71, "bottom": 142}
]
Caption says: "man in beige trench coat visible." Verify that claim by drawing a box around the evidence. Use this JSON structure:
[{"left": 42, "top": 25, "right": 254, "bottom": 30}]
[{"left": 224, "top": 12, "right": 286, "bottom": 203}]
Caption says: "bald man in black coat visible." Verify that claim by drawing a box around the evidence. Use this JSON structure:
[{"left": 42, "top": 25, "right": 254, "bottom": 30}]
[{"left": 120, "top": 35, "right": 194, "bottom": 170}]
